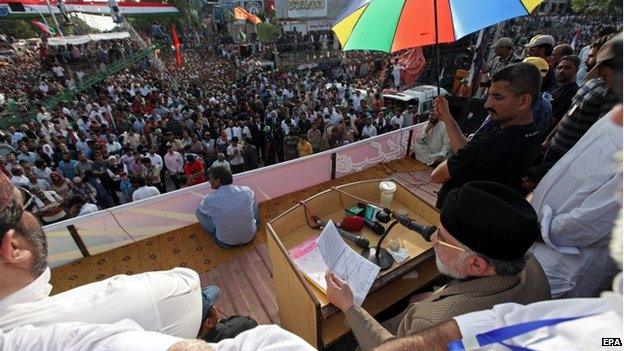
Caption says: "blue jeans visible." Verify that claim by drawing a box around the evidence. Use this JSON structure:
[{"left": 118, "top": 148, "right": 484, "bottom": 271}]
[{"left": 195, "top": 201, "right": 260, "bottom": 249}]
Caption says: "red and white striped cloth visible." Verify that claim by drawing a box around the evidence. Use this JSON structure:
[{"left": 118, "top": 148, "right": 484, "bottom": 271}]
[{"left": 30, "top": 20, "right": 55, "bottom": 36}]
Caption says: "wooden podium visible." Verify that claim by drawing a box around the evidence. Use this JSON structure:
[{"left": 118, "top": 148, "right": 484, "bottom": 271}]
[{"left": 266, "top": 179, "right": 440, "bottom": 349}]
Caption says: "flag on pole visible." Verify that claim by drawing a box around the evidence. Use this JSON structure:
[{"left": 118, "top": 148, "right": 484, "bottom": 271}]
[
  {"left": 234, "top": 6, "right": 261, "bottom": 25},
  {"left": 570, "top": 29, "right": 580, "bottom": 50},
  {"left": 397, "top": 47, "right": 426, "bottom": 87},
  {"left": 171, "top": 25, "right": 183, "bottom": 66},
  {"left": 30, "top": 20, "right": 56, "bottom": 37},
  {"left": 234, "top": 7, "right": 248, "bottom": 20}
]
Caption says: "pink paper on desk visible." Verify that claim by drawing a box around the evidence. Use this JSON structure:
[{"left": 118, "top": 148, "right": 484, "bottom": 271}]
[{"left": 289, "top": 236, "right": 319, "bottom": 260}]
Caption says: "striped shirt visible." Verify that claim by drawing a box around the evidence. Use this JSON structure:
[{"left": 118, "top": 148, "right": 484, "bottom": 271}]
[{"left": 548, "top": 78, "right": 617, "bottom": 159}]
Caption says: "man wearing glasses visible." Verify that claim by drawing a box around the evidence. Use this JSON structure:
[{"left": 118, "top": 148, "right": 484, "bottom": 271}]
[
  {"left": 325, "top": 181, "right": 551, "bottom": 351},
  {"left": 0, "top": 173, "right": 207, "bottom": 339},
  {"left": 0, "top": 173, "right": 315, "bottom": 350}
]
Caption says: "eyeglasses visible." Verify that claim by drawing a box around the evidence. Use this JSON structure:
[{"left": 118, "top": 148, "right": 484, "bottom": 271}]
[
  {"left": 17, "top": 187, "right": 35, "bottom": 211},
  {"left": 431, "top": 229, "right": 466, "bottom": 252}
]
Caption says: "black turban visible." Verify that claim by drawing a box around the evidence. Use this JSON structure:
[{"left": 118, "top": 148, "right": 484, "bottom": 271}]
[{"left": 440, "top": 181, "right": 540, "bottom": 261}]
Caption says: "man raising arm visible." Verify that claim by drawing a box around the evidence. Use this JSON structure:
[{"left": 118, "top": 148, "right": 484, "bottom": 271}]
[{"left": 430, "top": 63, "right": 542, "bottom": 209}]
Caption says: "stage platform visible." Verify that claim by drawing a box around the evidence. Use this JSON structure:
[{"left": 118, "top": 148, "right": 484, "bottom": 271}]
[{"left": 50, "top": 157, "right": 439, "bottom": 325}]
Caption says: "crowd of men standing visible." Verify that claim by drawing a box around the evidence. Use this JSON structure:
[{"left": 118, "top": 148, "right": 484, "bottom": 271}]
[
  {"left": 0, "top": 12, "right": 621, "bottom": 230},
  {"left": 0, "top": 6, "right": 622, "bottom": 351}
]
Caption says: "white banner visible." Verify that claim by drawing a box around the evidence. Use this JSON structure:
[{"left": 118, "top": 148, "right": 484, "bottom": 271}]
[
  {"left": 287, "top": 0, "right": 327, "bottom": 18},
  {"left": 307, "top": 19, "right": 333, "bottom": 31},
  {"left": 47, "top": 32, "right": 131, "bottom": 46}
]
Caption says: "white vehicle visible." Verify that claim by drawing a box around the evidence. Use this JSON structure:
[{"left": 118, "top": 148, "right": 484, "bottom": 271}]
[
  {"left": 383, "top": 85, "right": 448, "bottom": 115},
  {"left": 324, "top": 82, "right": 368, "bottom": 99}
]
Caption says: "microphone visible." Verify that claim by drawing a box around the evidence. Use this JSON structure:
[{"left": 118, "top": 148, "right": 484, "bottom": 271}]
[
  {"left": 392, "top": 213, "right": 437, "bottom": 242},
  {"left": 375, "top": 209, "right": 391, "bottom": 223},
  {"left": 336, "top": 227, "right": 370, "bottom": 248},
  {"left": 363, "top": 218, "right": 385, "bottom": 235},
  {"left": 318, "top": 220, "right": 370, "bottom": 249},
  {"left": 349, "top": 203, "right": 385, "bottom": 235}
]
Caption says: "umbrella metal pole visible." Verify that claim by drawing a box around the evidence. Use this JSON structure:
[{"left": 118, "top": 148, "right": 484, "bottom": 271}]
[
  {"left": 433, "top": 0, "right": 440, "bottom": 95},
  {"left": 44, "top": 0, "right": 64, "bottom": 36},
  {"left": 24, "top": 5, "right": 49, "bottom": 27}
]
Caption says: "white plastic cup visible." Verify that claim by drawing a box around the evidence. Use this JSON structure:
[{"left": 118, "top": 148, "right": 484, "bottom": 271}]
[{"left": 379, "top": 181, "right": 397, "bottom": 209}]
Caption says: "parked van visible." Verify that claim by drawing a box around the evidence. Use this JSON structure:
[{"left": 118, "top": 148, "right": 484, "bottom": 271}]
[{"left": 383, "top": 85, "right": 448, "bottom": 115}]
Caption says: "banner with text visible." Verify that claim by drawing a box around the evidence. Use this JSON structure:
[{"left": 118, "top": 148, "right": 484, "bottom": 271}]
[
  {"left": 307, "top": 19, "right": 333, "bottom": 31},
  {"left": 287, "top": 0, "right": 327, "bottom": 18}
]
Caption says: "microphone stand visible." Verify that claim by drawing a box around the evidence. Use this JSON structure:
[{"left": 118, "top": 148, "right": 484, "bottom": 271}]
[{"left": 361, "top": 219, "right": 399, "bottom": 271}]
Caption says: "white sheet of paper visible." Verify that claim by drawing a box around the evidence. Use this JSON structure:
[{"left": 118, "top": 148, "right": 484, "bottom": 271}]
[
  {"left": 293, "top": 246, "right": 328, "bottom": 291},
  {"left": 317, "top": 220, "right": 381, "bottom": 306}
]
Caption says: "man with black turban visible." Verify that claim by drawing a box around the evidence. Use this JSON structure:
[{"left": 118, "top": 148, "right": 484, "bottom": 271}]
[{"left": 325, "top": 181, "right": 551, "bottom": 351}]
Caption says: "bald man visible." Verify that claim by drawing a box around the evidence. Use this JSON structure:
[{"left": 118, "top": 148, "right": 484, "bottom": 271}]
[{"left": 552, "top": 44, "right": 574, "bottom": 68}]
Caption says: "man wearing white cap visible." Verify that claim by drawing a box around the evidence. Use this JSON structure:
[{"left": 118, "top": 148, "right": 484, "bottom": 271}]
[
  {"left": 525, "top": 35, "right": 555, "bottom": 59},
  {"left": 525, "top": 34, "right": 556, "bottom": 90}
]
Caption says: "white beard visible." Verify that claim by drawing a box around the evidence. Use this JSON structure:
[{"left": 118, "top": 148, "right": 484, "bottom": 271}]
[{"left": 435, "top": 254, "right": 468, "bottom": 280}]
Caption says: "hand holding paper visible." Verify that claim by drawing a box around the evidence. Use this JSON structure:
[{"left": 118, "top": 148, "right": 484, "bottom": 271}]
[{"left": 325, "top": 271, "right": 354, "bottom": 312}]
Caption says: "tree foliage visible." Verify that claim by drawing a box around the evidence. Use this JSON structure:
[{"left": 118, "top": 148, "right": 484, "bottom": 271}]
[
  {"left": 65, "top": 17, "right": 101, "bottom": 36},
  {"left": 257, "top": 23, "right": 281, "bottom": 44},
  {"left": 570, "top": 0, "right": 621, "bottom": 14},
  {"left": 127, "top": 0, "right": 202, "bottom": 34},
  {"left": 0, "top": 16, "right": 103, "bottom": 39},
  {"left": 0, "top": 20, "right": 40, "bottom": 39}
]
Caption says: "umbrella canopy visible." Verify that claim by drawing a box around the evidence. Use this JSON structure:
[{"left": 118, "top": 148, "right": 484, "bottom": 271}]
[{"left": 333, "top": 0, "right": 544, "bottom": 53}]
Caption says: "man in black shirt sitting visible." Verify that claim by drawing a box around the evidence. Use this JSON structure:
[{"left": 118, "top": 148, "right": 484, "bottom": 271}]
[
  {"left": 545, "top": 55, "right": 580, "bottom": 133},
  {"left": 431, "top": 63, "right": 542, "bottom": 209}
]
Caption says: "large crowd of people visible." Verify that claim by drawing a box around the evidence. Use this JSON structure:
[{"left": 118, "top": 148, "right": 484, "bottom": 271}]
[
  {"left": 0, "top": 6, "right": 623, "bottom": 350},
  {"left": 0, "top": 11, "right": 621, "bottom": 229},
  {"left": 0, "top": 30, "right": 415, "bottom": 224}
]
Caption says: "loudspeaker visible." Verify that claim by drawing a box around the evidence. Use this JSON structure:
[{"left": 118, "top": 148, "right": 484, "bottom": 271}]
[{"left": 8, "top": 2, "right": 26, "bottom": 12}]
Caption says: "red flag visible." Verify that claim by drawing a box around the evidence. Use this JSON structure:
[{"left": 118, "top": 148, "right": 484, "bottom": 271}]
[
  {"left": 398, "top": 47, "right": 426, "bottom": 88},
  {"left": 171, "top": 25, "right": 183, "bottom": 66},
  {"left": 30, "top": 20, "right": 56, "bottom": 37},
  {"left": 571, "top": 29, "right": 580, "bottom": 50}
]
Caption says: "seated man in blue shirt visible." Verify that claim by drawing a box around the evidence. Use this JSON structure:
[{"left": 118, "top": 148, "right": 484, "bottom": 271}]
[{"left": 195, "top": 165, "right": 259, "bottom": 248}]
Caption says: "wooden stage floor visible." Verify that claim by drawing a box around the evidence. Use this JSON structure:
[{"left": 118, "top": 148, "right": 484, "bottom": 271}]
[{"left": 50, "top": 158, "right": 437, "bottom": 325}]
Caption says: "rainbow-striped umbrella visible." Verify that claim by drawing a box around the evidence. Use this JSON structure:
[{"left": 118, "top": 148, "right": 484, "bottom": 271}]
[{"left": 332, "top": 0, "right": 544, "bottom": 53}]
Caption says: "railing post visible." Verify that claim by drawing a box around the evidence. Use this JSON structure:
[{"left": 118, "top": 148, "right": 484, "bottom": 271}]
[
  {"left": 67, "top": 224, "right": 91, "bottom": 258},
  {"left": 406, "top": 129, "right": 414, "bottom": 157}
]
